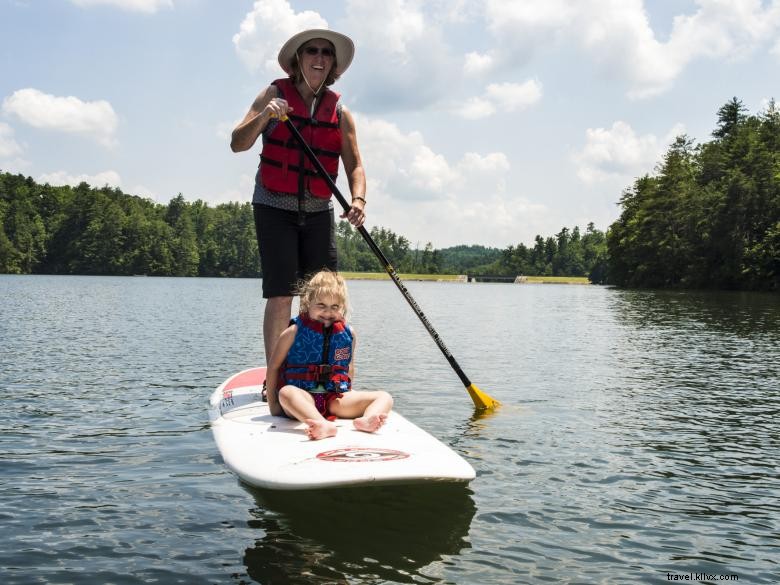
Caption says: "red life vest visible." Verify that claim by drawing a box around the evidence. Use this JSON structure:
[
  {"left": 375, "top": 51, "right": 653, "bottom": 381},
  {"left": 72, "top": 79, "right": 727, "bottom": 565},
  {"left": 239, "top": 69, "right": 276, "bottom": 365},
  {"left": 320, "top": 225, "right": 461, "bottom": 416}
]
[{"left": 258, "top": 78, "right": 341, "bottom": 199}]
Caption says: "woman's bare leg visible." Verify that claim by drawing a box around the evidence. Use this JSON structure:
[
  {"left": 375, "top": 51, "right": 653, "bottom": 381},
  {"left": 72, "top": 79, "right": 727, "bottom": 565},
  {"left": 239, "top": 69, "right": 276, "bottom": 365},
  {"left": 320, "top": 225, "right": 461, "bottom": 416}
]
[{"left": 263, "top": 296, "right": 293, "bottom": 363}]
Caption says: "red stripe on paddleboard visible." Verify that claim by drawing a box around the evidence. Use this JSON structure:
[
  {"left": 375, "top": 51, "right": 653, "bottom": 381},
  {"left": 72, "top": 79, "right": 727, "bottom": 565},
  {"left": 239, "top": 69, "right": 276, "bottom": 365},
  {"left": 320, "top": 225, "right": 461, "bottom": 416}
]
[{"left": 223, "top": 367, "right": 266, "bottom": 392}]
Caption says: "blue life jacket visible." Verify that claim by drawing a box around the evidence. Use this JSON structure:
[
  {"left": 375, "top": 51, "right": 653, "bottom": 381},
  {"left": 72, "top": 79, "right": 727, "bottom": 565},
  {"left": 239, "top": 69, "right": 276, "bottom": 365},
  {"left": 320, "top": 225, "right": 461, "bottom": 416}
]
[{"left": 282, "top": 314, "right": 353, "bottom": 392}]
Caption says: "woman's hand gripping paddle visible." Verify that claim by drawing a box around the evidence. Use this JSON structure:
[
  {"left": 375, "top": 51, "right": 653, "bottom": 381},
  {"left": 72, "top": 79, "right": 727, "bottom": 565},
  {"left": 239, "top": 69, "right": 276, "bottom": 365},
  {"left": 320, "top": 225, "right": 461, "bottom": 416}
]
[{"left": 279, "top": 115, "right": 499, "bottom": 411}]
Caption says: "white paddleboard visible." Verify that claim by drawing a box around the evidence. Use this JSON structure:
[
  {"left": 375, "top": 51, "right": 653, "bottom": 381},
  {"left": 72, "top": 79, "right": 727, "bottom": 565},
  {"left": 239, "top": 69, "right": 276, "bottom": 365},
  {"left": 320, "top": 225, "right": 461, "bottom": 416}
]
[{"left": 208, "top": 367, "right": 476, "bottom": 490}]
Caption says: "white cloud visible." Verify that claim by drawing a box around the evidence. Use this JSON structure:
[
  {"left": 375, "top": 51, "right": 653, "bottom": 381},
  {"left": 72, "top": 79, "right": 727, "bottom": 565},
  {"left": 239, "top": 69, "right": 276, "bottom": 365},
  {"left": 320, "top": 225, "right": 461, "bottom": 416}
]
[
  {"left": 2, "top": 88, "right": 118, "bottom": 147},
  {"left": 454, "top": 96, "right": 496, "bottom": 120},
  {"left": 454, "top": 80, "right": 542, "bottom": 119},
  {"left": 481, "top": 0, "right": 780, "bottom": 98},
  {"left": 232, "top": 0, "right": 440, "bottom": 109},
  {"left": 423, "top": 0, "right": 483, "bottom": 24},
  {"left": 463, "top": 51, "right": 494, "bottom": 75},
  {"left": 345, "top": 0, "right": 425, "bottom": 58},
  {"left": 354, "top": 115, "right": 456, "bottom": 199},
  {"left": 480, "top": 0, "right": 576, "bottom": 70},
  {"left": 0, "top": 122, "right": 23, "bottom": 158},
  {"left": 668, "top": 0, "right": 780, "bottom": 60},
  {"left": 579, "top": 1, "right": 676, "bottom": 98},
  {"left": 369, "top": 190, "right": 550, "bottom": 249},
  {"left": 341, "top": 0, "right": 454, "bottom": 111},
  {"left": 233, "top": 0, "right": 328, "bottom": 74},
  {"left": 485, "top": 81, "right": 543, "bottom": 111},
  {"left": 37, "top": 170, "right": 122, "bottom": 188},
  {"left": 459, "top": 151, "right": 510, "bottom": 173},
  {"left": 69, "top": 0, "right": 173, "bottom": 13},
  {"left": 352, "top": 112, "right": 515, "bottom": 245},
  {"left": 489, "top": 0, "right": 575, "bottom": 31},
  {"left": 573, "top": 120, "right": 686, "bottom": 183}
]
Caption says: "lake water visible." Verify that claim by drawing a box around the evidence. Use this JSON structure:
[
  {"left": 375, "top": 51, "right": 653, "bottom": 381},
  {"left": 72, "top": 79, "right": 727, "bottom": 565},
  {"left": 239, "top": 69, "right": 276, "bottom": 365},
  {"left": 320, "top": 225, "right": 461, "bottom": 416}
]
[{"left": 1, "top": 275, "right": 778, "bottom": 584}]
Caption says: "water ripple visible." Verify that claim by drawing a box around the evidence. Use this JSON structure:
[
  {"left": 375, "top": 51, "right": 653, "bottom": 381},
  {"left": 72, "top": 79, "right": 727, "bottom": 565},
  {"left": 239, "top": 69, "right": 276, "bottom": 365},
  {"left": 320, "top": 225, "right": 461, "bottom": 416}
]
[{"left": 1, "top": 277, "right": 778, "bottom": 584}]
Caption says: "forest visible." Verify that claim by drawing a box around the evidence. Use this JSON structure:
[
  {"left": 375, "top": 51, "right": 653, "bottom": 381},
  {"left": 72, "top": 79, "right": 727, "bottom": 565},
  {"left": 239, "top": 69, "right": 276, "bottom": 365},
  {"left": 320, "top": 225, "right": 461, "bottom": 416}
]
[
  {"left": 608, "top": 98, "right": 779, "bottom": 291},
  {"left": 1, "top": 98, "right": 776, "bottom": 290},
  {"left": 0, "top": 172, "right": 606, "bottom": 281}
]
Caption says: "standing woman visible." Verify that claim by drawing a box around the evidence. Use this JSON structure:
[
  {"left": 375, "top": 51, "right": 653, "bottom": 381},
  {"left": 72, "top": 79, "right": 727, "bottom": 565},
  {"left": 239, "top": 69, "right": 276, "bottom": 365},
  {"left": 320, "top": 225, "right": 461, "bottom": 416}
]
[{"left": 231, "top": 29, "right": 367, "bottom": 362}]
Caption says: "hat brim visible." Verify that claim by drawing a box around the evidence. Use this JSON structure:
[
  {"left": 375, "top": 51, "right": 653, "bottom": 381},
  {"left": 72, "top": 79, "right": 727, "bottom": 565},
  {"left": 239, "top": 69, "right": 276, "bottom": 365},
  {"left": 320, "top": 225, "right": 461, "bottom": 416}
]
[{"left": 277, "top": 29, "right": 355, "bottom": 77}]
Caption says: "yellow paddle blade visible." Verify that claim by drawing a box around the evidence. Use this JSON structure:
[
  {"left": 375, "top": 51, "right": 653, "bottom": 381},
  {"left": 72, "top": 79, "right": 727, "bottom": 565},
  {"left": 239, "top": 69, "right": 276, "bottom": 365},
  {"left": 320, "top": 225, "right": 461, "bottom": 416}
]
[{"left": 467, "top": 383, "right": 500, "bottom": 410}]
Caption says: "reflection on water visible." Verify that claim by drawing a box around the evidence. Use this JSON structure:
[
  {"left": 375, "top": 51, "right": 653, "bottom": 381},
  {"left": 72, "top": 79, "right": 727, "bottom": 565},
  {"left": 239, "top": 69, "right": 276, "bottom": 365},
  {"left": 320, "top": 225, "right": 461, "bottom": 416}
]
[
  {"left": 242, "top": 484, "right": 476, "bottom": 584},
  {"left": 595, "top": 288, "right": 780, "bottom": 582},
  {"left": 611, "top": 289, "right": 779, "bottom": 335}
]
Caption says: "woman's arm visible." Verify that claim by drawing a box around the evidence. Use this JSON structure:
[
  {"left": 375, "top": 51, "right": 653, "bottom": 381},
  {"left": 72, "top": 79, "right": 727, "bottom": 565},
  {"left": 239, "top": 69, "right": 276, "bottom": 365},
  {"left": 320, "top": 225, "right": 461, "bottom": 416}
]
[
  {"left": 230, "top": 85, "right": 289, "bottom": 153},
  {"left": 339, "top": 106, "right": 367, "bottom": 226}
]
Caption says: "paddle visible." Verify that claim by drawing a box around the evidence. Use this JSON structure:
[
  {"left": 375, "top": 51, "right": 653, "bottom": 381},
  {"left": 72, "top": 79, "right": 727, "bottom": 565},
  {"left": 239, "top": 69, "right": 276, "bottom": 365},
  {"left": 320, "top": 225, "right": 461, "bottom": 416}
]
[{"left": 281, "top": 115, "right": 499, "bottom": 410}]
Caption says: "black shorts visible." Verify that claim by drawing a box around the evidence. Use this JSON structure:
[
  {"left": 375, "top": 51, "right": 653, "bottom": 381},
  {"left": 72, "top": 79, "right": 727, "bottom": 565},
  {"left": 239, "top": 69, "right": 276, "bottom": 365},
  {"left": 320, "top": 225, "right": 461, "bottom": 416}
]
[{"left": 253, "top": 204, "right": 337, "bottom": 298}]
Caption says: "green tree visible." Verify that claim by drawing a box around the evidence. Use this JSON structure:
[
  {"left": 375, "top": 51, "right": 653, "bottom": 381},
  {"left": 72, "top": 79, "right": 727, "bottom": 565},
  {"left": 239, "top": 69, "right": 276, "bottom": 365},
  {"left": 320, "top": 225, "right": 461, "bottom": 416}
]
[
  {"left": 0, "top": 199, "right": 22, "bottom": 273},
  {"left": 713, "top": 97, "right": 747, "bottom": 139},
  {"left": 165, "top": 195, "right": 199, "bottom": 276},
  {"left": 2, "top": 184, "right": 47, "bottom": 272},
  {"left": 582, "top": 223, "right": 608, "bottom": 284},
  {"left": 608, "top": 97, "right": 779, "bottom": 290}
]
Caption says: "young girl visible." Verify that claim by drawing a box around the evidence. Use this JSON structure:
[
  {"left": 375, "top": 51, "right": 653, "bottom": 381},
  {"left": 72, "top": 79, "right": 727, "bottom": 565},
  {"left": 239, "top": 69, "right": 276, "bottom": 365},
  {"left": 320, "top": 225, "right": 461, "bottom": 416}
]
[{"left": 265, "top": 270, "right": 393, "bottom": 440}]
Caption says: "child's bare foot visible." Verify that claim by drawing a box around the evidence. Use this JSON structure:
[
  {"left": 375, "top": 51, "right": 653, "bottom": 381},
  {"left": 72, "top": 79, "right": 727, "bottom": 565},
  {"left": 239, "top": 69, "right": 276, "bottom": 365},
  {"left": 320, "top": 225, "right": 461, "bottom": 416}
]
[
  {"left": 305, "top": 418, "right": 337, "bottom": 440},
  {"left": 353, "top": 413, "right": 388, "bottom": 433}
]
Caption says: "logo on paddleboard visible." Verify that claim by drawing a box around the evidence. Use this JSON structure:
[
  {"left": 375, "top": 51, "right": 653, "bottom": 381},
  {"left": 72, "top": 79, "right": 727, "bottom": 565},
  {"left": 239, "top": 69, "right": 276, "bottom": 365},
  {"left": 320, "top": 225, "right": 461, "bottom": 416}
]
[{"left": 316, "top": 447, "right": 410, "bottom": 462}]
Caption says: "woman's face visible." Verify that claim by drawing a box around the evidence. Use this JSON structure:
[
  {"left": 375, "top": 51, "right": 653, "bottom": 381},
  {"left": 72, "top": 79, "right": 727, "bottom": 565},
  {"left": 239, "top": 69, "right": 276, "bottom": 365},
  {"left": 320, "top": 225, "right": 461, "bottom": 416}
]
[{"left": 297, "top": 39, "right": 335, "bottom": 85}]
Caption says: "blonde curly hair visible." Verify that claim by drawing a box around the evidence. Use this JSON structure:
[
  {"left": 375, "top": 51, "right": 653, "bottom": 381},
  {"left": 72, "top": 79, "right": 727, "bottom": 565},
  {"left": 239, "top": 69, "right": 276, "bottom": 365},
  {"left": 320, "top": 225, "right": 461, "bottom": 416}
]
[{"left": 297, "top": 269, "right": 350, "bottom": 319}]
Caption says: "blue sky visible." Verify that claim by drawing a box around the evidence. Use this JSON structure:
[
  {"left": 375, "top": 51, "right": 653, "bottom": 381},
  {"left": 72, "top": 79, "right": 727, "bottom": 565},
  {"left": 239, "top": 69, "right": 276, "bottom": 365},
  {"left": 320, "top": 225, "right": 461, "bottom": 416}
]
[{"left": 1, "top": 0, "right": 778, "bottom": 248}]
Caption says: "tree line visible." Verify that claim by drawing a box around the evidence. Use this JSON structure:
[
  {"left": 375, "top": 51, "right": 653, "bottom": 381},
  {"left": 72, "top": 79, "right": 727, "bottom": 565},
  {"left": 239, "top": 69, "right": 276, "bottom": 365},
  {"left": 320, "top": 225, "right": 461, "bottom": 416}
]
[
  {"left": 0, "top": 176, "right": 259, "bottom": 277},
  {"left": 337, "top": 221, "right": 608, "bottom": 281},
  {"left": 9, "top": 97, "right": 771, "bottom": 290},
  {"left": 607, "top": 97, "right": 779, "bottom": 291},
  {"left": 0, "top": 171, "right": 607, "bottom": 280}
]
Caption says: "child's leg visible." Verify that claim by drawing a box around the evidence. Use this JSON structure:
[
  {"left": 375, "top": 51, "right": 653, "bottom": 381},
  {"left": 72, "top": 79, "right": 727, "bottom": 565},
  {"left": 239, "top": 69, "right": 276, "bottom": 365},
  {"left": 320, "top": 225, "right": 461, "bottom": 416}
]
[
  {"left": 330, "top": 390, "right": 394, "bottom": 433},
  {"left": 277, "top": 385, "right": 337, "bottom": 440}
]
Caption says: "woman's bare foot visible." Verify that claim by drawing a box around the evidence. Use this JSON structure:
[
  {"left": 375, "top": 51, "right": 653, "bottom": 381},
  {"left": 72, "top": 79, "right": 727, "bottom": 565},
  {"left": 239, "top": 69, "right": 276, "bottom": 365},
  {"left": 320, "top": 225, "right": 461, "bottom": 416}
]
[
  {"left": 353, "top": 413, "right": 388, "bottom": 433},
  {"left": 305, "top": 418, "right": 337, "bottom": 440}
]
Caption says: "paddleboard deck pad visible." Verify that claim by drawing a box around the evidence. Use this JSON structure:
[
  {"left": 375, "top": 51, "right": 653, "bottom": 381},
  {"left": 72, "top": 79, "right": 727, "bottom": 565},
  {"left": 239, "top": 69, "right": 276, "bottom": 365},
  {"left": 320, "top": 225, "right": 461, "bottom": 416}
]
[{"left": 208, "top": 367, "right": 476, "bottom": 490}]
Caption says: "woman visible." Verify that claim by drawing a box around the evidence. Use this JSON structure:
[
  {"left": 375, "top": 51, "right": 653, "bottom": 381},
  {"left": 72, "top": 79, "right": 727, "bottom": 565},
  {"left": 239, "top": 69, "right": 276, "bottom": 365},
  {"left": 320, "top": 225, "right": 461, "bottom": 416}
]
[{"left": 231, "top": 29, "right": 367, "bottom": 363}]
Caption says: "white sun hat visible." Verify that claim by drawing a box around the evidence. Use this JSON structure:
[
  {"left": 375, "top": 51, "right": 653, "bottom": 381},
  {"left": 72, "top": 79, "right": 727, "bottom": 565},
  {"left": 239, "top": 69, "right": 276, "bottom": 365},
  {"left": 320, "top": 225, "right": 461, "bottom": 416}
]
[{"left": 277, "top": 29, "right": 355, "bottom": 76}]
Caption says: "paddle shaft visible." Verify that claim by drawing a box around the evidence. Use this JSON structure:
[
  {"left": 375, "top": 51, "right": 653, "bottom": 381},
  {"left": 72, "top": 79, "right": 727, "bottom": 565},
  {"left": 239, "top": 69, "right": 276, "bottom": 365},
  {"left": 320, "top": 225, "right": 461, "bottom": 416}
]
[{"left": 282, "top": 117, "right": 474, "bottom": 389}]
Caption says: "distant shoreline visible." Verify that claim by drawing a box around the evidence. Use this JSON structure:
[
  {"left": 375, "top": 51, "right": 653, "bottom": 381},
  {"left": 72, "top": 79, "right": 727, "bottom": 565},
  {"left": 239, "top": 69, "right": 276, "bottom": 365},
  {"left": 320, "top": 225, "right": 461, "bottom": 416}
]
[
  {"left": 340, "top": 272, "right": 591, "bottom": 284},
  {"left": 1, "top": 272, "right": 592, "bottom": 284}
]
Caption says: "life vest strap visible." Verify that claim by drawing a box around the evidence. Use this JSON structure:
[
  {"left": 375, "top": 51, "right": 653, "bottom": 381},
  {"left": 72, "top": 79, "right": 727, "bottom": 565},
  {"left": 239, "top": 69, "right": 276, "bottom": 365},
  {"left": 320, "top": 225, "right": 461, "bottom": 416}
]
[
  {"left": 288, "top": 113, "right": 339, "bottom": 130},
  {"left": 260, "top": 156, "right": 338, "bottom": 181},
  {"left": 283, "top": 363, "right": 348, "bottom": 382},
  {"left": 264, "top": 136, "right": 340, "bottom": 158}
]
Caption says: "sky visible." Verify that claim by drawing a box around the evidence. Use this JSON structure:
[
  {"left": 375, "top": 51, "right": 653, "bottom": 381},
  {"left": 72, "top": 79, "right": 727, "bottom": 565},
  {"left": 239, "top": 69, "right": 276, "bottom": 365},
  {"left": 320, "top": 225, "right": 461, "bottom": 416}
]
[{"left": 1, "top": 0, "right": 778, "bottom": 249}]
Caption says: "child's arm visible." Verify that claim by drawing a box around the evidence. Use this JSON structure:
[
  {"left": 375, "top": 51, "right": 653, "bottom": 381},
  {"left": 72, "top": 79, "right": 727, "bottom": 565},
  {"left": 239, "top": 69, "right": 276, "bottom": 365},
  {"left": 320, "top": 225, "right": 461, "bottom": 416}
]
[{"left": 265, "top": 324, "right": 297, "bottom": 417}]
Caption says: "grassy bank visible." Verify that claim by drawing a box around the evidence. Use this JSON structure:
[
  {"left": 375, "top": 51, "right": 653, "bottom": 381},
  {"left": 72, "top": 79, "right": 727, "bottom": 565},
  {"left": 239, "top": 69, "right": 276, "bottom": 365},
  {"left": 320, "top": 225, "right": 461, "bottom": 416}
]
[
  {"left": 340, "top": 272, "right": 465, "bottom": 282},
  {"left": 521, "top": 276, "right": 591, "bottom": 285}
]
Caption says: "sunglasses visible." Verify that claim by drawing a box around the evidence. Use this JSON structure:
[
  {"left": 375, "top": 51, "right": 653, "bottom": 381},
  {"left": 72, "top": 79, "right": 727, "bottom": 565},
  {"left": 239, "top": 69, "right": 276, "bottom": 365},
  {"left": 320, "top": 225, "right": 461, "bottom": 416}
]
[{"left": 302, "top": 46, "right": 334, "bottom": 57}]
